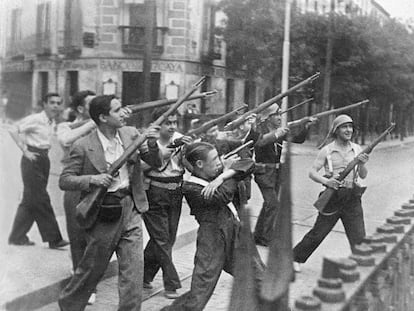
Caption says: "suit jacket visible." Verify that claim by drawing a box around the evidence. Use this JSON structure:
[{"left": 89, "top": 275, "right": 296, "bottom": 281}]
[{"left": 59, "top": 126, "right": 162, "bottom": 213}]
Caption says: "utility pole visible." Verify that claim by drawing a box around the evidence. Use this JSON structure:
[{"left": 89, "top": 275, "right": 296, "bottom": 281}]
[
  {"left": 320, "top": 0, "right": 334, "bottom": 141},
  {"left": 143, "top": 0, "right": 155, "bottom": 102},
  {"left": 280, "top": 0, "right": 292, "bottom": 128}
]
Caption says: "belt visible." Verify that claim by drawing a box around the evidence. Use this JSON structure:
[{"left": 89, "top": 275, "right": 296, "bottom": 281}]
[
  {"left": 339, "top": 180, "right": 355, "bottom": 189},
  {"left": 257, "top": 163, "right": 280, "bottom": 169},
  {"left": 106, "top": 187, "right": 131, "bottom": 199},
  {"left": 150, "top": 179, "right": 182, "bottom": 191},
  {"left": 27, "top": 145, "right": 49, "bottom": 155}
]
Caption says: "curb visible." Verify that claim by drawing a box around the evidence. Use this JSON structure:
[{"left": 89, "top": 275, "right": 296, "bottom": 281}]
[{"left": 3, "top": 228, "right": 198, "bottom": 311}]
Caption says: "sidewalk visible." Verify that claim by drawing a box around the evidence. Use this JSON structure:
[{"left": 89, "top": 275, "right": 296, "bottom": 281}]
[{"left": 1, "top": 122, "right": 414, "bottom": 310}]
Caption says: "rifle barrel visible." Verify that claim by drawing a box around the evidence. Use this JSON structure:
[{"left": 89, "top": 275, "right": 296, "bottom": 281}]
[
  {"left": 224, "top": 72, "right": 320, "bottom": 131},
  {"left": 280, "top": 98, "right": 313, "bottom": 115},
  {"left": 126, "top": 90, "right": 217, "bottom": 113},
  {"left": 223, "top": 140, "right": 254, "bottom": 159},
  {"left": 288, "top": 99, "right": 369, "bottom": 128},
  {"left": 187, "top": 104, "right": 248, "bottom": 136}
]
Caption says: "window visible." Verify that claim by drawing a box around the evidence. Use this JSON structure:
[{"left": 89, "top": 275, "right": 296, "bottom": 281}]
[
  {"left": 36, "top": 2, "right": 51, "bottom": 50},
  {"left": 39, "top": 72, "right": 49, "bottom": 103},
  {"left": 10, "top": 8, "right": 22, "bottom": 46}
]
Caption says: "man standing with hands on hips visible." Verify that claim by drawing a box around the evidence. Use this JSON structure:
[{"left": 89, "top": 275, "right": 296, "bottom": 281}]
[
  {"left": 293, "top": 114, "right": 369, "bottom": 272},
  {"left": 8, "top": 92, "right": 69, "bottom": 249},
  {"left": 59, "top": 95, "right": 162, "bottom": 311}
]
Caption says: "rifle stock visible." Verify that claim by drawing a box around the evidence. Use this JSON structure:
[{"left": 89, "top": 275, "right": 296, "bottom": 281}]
[
  {"left": 76, "top": 76, "right": 206, "bottom": 228},
  {"left": 314, "top": 123, "right": 395, "bottom": 213},
  {"left": 224, "top": 72, "right": 320, "bottom": 131}
]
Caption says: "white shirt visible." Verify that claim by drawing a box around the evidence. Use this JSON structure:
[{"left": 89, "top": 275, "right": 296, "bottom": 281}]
[
  {"left": 146, "top": 131, "right": 185, "bottom": 179},
  {"left": 17, "top": 111, "right": 55, "bottom": 149},
  {"left": 96, "top": 129, "right": 129, "bottom": 192}
]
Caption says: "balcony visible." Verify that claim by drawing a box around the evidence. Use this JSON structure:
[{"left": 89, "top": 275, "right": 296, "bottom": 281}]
[{"left": 119, "top": 26, "right": 168, "bottom": 55}]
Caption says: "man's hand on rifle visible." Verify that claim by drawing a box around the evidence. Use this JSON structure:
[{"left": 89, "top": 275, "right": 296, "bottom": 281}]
[
  {"left": 324, "top": 176, "right": 342, "bottom": 190},
  {"left": 145, "top": 125, "right": 161, "bottom": 146},
  {"left": 90, "top": 174, "right": 113, "bottom": 188},
  {"left": 357, "top": 153, "right": 369, "bottom": 164},
  {"left": 274, "top": 127, "right": 289, "bottom": 140},
  {"left": 121, "top": 106, "right": 132, "bottom": 118},
  {"left": 222, "top": 154, "right": 240, "bottom": 170},
  {"left": 305, "top": 116, "right": 318, "bottom": 129},
  {"left": 180, "top": 135, "right": 193, "bottom": 145}
]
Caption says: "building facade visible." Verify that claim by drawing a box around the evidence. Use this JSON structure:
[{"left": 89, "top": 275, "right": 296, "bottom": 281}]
[{"left": 1, "top": 0, "right": 261, "bottom": 120}]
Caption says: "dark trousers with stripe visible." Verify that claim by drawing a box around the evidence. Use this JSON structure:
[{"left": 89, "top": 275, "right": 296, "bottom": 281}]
[
  {"left": 9, "top": 151, "right": 63, "bottom": 244},
  {"left": 143, "top": 185, "right": 182, "bottom": 291},
  {"left": 293, "top": 189, "right": 366, "bottom": 263}
]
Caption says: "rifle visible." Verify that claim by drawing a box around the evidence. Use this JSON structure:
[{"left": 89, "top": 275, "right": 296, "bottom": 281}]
[
  {"left": 224, "top": 72, "right": 320, "bottom": 131},
  {"left": 125, "top": 90, "right": 217, "bottom": 113},
  {"left": 280, "top": 97, "right": 313, "bottom": 115},
  {"left": 223, "top": 140, "right": 254, "bottom": 159},
  {"left": 313, "top": 123, "right": 395, "bottom": 214},
  {"left": 67, "top": 91, "right": 217, "bottom": 130},
  {"left": 287, "top": 99, "right": 369, "bottom": 129},
  {"left": 255, "top": 98, "right": 314, "bottom": 127},
  {"left": 75, "top": 76, "right": 206, "bottom": 228},
  {"left": 167, "top": 104, "right": 248, "bottom": 148}
]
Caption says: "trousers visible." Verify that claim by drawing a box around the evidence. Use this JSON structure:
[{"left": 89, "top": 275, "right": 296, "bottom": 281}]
[
  {"left": 63, "top": 191, "right": 86, "bottom": 270},
  {"left": 59, "top": 197, "right": 143, "bottom": 311},
  {"left": 162, "top": 216, "right": 264, "bottom": 311},
  {"left": 143, "top": 185, "right": 182, "bottom": 291},
  {"left": 293, "top": 189, "right": 366, "bottom": 263},
  {"left": 9, "top": 152, "right": 62, "bottom": 243},
  {"left": 253, "top": 165, "right": 280, "bottom": 246}
]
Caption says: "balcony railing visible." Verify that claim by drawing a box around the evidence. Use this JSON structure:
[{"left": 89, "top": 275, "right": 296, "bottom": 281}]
[{"left": 119, "top": 26, "right": 168, "bottom": 55}]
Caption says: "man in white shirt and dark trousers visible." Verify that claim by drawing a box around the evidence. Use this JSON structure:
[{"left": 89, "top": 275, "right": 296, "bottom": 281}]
[
  {"left": 293, "top": 114, "right": 369, "bottom": 272},
  {"left": 143, "top": 107, "right": 192, "bottom": 299},
  {"left": 8, "top": 92, "right": 69, "bottom": 249}
]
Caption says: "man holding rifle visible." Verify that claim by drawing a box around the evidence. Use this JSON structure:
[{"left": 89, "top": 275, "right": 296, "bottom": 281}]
[
  {"left": 252, "top": 104, "right": 314, "bottom": 247},
  {"left": 142, "top": 107, "right": 192, "bottom": 298},
  {"left": 293, "top": 114, "right": 369, "bottom": 272},
  {"left": 58, "top": 95, "right": 162, "bottom": 311}
]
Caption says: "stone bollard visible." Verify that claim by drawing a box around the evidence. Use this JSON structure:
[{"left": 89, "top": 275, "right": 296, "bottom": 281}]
[
  {"left": 350, "top": 243, "right": 375, "bottom": 266},
  {"left": 312, "top": 278, "right": 345, "bottom": 303},
  {"left": 294, "top": 296, "right": 321, "bottom": 311},
  {"left": 387, "top": 216, "right": 411, "bottom": 225},
  {"left": 377, "top": 223, "right": 404, "bottom": 234}
]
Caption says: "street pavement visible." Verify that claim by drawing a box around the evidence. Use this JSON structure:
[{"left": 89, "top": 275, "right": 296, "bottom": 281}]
[{"left": 1, "top": 122, "right": 414, "bottom": 310}]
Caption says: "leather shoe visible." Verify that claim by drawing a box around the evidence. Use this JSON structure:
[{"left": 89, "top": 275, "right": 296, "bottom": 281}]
[
  {"left": 9, "top": 239, "right": 35, "bottom": 246},
  {"left": 87, "top": 293, "right": 96, "bottom": 305},
  {"left": 49, "top": 239, "right": 70, "bottom": 249},
  {"left": 164, "top": 290, "right": 179, "bottom": 299},
  {"left": 143, "top": 282, "right": 153, "bottom": 289}
]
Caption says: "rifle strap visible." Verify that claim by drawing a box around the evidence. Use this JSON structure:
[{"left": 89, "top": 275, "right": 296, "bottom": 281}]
[{"left": 325, "top": 142, "right": 361, "bottom": 184}]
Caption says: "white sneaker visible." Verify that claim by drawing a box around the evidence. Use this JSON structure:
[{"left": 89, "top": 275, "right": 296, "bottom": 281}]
[
  {"left": 293, "top": 262, "right": 302, "bottom": 273},
  {"left": 87, "top": 293, "right": 96, "bottom": 305}
]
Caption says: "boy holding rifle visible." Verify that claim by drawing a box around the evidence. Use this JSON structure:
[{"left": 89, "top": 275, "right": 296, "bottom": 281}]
[
  {"left": 58, "top": 95, "right": 161, "bottom": 311},
  {"left": 293, "top": 114, "right": 369, "bottom": 272}
]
